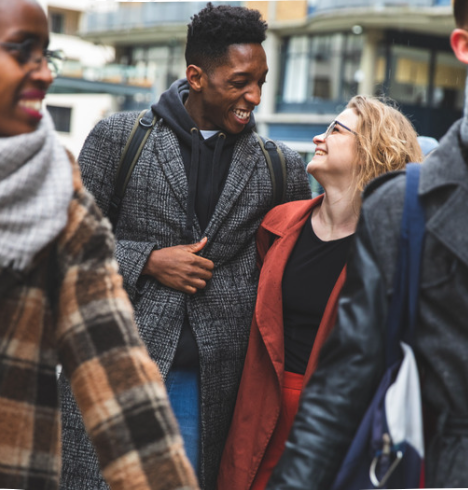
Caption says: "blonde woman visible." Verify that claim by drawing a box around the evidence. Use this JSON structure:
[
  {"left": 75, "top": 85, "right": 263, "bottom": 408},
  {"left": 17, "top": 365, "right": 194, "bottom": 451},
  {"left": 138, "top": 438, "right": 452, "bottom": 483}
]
[{"left": 217, "top": 95, "right": 423, "bottom": 490}]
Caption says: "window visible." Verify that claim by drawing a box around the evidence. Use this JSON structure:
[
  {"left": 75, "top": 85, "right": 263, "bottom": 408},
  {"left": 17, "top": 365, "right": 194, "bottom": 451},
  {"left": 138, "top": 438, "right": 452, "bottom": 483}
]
[
  {"left": 308, "top": 35, "right": 342, "bottom": 101},
  {"left": 342, "top": 34, "right": 364, "bottom": 101},
  {"left": 433, "top": 51, "right": 466, "bottom": 111},
  {"left": 126, "top": 43, "right": 183, "bottom": 93},
  {"left": 388, "top": 46, "right": 431, "bottom": 106},
  {"left": 50, "top": 12, "right": 65, "bottom": 34},
  {"left": 375, "top": 42, "right": 465, "bottom": 111},
  {"left": 283, "top": 36, "right": 309, "bottom": 103},
  {"left": 47, "top": 105, "right": 72, "bottom": 133},
  {"left": 48, "top": 8, "right": 80, "bottom": 36},
  {"left": 281, "top": 33, "right": 363, "bottom": 106}
]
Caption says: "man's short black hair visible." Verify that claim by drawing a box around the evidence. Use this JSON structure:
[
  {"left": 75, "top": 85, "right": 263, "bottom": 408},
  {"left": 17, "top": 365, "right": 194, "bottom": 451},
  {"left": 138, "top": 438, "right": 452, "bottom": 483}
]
[
  {"left": 185, "top": 2, "right": 267, "bottom": 72},
  {"left": 454, "top": 0, "right": 468, "bottom": 28}
]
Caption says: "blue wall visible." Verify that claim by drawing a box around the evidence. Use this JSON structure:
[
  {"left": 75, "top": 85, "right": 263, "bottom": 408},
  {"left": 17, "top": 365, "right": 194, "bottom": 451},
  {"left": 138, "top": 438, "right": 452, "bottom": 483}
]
[{"left": 268, "top": 123, "right": 329, "bottom": 142}]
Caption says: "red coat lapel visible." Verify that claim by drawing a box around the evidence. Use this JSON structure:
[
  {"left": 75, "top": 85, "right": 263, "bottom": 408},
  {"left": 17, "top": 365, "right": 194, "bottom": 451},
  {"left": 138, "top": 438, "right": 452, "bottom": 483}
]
[
  {"left": 217, "top": 196, "right": 348, "bottom": 490},
  {"left": 255, "top": 198, "right": 323, "bottom": 384}
]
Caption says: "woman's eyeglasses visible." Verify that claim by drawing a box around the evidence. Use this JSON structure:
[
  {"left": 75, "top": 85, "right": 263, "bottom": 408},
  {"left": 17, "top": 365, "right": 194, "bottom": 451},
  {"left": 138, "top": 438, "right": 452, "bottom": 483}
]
[
  {"left": 323, "top": 120, "right": 358, "bottom": 139},
  {"left": 0, "top": 39, "right": 65, "bottom": 78}
]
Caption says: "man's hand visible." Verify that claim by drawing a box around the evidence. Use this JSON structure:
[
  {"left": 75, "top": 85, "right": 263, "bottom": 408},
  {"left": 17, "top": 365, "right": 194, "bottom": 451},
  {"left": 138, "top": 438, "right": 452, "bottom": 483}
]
[{"left": 142, "top": 237, "right": 214, "bottom": 294}]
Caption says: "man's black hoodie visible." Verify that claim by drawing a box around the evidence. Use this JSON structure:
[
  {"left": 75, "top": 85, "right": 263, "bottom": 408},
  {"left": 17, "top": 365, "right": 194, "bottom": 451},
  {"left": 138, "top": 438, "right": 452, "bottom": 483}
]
[{"left": 152, "top": 78, "right": 256, "bottom": 241}]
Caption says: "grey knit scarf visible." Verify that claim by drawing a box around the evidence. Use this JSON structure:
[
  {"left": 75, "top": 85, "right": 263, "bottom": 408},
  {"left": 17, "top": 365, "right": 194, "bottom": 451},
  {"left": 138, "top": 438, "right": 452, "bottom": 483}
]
[{"left": 0, "top": 111, "right": 73, "bottom": 271}]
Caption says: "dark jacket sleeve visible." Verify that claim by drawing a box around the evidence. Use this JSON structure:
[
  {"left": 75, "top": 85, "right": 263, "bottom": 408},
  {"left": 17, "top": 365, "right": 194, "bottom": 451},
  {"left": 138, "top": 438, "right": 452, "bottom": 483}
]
[{"left": 266, "top": 212, "right": 388, "bottom": 490}]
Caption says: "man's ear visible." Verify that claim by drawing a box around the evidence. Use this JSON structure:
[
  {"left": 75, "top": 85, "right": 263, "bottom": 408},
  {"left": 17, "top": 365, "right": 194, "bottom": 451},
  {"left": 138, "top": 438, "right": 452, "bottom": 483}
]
[
  {"left": 451, "top": 28, "right": 468, "bottom": 64},
  {"left": 186, "top": 65, "right": 205, "bottom": 92}
]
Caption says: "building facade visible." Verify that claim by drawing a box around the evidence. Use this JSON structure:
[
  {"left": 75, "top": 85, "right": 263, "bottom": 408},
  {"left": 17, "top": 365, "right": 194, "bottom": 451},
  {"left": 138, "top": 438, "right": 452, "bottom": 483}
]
[
  {"left": 257, "top": 0, "right": 460, "bottom": 169},
  {"left": 78, "top": 0, "right": 460, "bottom": 172},
  {"left": 38, "top": 0, "right": 153, "bottom": 156}
]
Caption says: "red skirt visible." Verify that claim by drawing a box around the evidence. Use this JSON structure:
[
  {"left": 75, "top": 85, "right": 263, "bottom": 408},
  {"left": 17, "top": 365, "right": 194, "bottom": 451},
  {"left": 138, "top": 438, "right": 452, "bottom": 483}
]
[{"left": 251, "top": 371, "right": 304, "bottom": 490}]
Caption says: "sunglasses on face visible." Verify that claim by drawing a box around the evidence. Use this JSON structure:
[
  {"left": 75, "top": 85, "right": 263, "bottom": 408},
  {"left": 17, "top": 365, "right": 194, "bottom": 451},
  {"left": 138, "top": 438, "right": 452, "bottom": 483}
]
[
  {"left": 323, "top": 120, "right": 358, "bottom": 139},
  {"left": 0, "top": 38, "right": 65, "bottom": 78}
]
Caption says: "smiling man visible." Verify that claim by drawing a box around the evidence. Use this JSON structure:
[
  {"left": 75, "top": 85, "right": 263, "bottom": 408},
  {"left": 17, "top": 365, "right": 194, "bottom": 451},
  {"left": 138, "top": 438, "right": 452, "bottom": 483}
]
[{"left": 58, "top": 3, "right": 310, "bottom": 490}]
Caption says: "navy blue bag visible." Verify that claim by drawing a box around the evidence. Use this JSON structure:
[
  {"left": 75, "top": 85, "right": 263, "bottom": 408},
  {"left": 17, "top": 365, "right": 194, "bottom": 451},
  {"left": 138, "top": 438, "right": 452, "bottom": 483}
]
[{"left": 331, "top": 163, "right": 425, "bottom": 490}]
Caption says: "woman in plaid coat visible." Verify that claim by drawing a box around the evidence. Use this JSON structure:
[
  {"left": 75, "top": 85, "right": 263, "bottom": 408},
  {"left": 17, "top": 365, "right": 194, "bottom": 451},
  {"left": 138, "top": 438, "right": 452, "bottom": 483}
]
[{"left": 0, "top": 1, "right": 198, "bottom": 489}]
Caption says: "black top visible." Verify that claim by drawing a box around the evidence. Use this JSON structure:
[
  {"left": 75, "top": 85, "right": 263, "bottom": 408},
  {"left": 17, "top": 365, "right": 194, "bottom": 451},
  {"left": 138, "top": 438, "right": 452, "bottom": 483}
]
[{"left": 282, "top": 213, "right": 354, "bottom": 374}]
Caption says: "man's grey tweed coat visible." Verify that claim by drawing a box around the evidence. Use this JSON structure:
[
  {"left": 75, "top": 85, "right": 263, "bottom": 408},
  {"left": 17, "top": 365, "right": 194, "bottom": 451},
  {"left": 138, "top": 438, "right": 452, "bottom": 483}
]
[{"left": 59, "top": 111, "right": 311, "bottom": 490}]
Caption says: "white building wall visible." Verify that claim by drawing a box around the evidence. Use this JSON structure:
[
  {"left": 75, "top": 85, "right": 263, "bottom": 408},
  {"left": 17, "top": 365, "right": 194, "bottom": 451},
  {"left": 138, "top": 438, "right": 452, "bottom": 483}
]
[
  {"left": 45, "top": 93, "right": 117, "bottom": 157},
  {"left": 35, "top": 0, "right": 118, "bottom": 156},
  {"left": 38, "top": 0, "right": 83, "bottom": 11},
  {"left": 38, "top": 0, "right": 115, "bottom": 66},
  {"left": 49, "top": 33, "right": 114, "bottom": 69}
]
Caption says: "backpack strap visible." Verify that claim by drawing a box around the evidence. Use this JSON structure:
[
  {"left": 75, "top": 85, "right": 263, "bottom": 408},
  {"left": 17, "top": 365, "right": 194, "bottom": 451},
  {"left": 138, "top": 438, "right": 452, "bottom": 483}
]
[
  {"left": 108, "top": 121, "right": 286, "bottom": 228},
  {"left": 108, "top": 108, "right": 157, "bottom": 229},
  {"left": 254, "top": 132, "right": 287, "bottom": 207},
  {"left": 385, "top": 163, "right": 425, "bottom": 367}
]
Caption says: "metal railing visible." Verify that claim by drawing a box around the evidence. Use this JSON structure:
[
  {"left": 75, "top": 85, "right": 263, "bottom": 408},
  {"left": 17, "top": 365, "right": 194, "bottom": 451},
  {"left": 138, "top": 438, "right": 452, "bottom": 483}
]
[
  {"left": 83, "top": 0, "right": 451, "bottom": 34},
  {"left": 84, "top": 1, "right": 234, "bottom": 34},
  {"left": 61, "top": 60, "right": 154, "bottom": 87},
  {"left": 313, "top": 0, "right": 450, "bottom": 11}
]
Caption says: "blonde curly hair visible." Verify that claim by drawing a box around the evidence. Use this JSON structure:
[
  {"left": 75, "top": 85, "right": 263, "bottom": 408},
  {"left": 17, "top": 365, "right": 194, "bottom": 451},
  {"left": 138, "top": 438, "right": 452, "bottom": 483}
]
[{"left": 347, "top": 95, "right": 423, "bottom": 192}]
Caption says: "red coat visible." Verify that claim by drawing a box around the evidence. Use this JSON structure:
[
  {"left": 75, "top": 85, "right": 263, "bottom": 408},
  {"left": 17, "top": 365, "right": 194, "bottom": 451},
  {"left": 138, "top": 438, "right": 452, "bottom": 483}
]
[{"left": 217, "top": 198, "right": 347, "bottom": 490}]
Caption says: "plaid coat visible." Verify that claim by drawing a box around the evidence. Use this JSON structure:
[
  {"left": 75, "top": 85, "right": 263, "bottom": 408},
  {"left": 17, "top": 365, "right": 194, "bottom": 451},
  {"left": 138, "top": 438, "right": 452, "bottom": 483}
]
[
  {"left": 0, "top": 157, "right": 198, "bottom": 490},
  {"left": 59, "top": 112, "right": 311, "bottom": 490}
]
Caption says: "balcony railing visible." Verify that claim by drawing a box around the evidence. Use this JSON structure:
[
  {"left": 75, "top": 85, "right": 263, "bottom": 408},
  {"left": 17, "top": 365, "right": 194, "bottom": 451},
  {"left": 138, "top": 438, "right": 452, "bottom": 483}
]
[
  {"left": 314, "top": 0, "right": 450, "bottom": 11},
  {"left": 61, "top": 60, "right": 154, "bottom": 88},
  {"left": 84, "top": 1, "right": 235, "bottom": 34}
]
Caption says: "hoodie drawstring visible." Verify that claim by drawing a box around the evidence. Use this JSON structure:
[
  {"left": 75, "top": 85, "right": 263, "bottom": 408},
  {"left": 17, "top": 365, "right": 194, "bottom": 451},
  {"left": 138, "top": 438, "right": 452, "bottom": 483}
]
[
  {"left": 184, "top": 127, "right": 200, "bottom": 241},
  {"left": 208, "top": 132, "right": 226, "bottom": 220}
]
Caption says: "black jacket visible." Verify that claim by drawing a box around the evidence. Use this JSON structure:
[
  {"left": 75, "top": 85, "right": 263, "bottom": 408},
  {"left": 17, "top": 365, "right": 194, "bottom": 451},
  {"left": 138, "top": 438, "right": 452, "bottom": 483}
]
[{"left": 267, "top": 119, "right": 468, "bottom": 489}]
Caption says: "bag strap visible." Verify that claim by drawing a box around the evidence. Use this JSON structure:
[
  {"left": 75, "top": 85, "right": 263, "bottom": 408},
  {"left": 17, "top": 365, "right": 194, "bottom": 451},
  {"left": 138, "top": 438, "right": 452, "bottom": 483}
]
[
  {"left": 108, "top": 108, "right": 157, "bottom": 229},
  {"left": 385, "top": 163, "right": 426, "bottom": 367},
  {"left": 254, "top": 132, "right": 287, "bottom": 207},
  {"left": 109, "top": 120, "right": 286, "bottom": 228}
]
